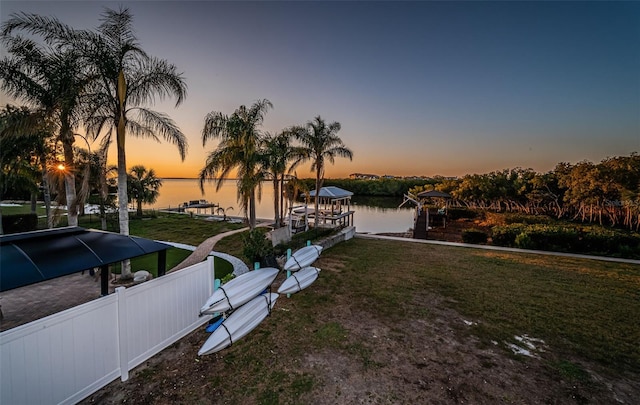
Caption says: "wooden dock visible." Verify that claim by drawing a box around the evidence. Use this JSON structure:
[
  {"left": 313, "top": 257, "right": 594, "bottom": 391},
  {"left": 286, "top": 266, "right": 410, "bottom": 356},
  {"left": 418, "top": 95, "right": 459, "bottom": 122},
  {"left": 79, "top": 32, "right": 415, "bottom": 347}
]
[{"left": 163, "top": 200, "right": 219, "bottom": 214}]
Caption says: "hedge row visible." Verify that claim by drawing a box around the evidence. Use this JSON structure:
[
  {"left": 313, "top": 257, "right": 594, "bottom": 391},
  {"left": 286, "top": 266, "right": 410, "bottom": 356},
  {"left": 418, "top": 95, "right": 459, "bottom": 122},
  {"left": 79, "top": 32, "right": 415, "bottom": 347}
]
[
  {"left": 303, "top": 178, "right": 430, "bottom": 197},
  {"left": 462, "top": 229, "right": 488, "bottom": 244},
  {"left": 491, "top": 223, "right": 640, "bottom": 258},
  {"left": 447, "top": 208, "right": 478, "bottom": 220},
  {"left": 502, "top": 213, "right": 555, "bottom": 225}
]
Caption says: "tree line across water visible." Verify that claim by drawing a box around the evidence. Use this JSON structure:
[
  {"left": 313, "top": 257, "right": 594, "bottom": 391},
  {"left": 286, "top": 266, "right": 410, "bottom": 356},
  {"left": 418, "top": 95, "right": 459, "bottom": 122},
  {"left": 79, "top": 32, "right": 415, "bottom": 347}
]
[{"left": 305, "top": 153, "right": 640, "bottom": 231}]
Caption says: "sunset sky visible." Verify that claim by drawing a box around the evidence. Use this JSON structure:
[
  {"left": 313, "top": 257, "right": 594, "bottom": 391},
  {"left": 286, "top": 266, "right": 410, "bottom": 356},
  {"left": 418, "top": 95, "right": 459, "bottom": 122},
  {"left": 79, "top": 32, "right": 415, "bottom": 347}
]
[{"left": 2, "top": 1, "right": 639, "bottom": 179}]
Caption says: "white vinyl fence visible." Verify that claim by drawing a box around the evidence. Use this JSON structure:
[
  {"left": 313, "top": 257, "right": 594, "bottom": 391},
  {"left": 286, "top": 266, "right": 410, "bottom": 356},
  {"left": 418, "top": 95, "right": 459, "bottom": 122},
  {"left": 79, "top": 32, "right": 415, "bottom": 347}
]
[{"left": 0, "top": 257, "right": 214, "bottom": 405}]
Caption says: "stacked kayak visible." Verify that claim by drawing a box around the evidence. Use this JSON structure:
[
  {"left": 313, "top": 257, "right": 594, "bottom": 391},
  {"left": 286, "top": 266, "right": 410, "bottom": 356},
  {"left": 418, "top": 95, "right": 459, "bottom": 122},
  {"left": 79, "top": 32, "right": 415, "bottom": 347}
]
[{"left": 198, "top": 245, "right": 324, "bottom": 355}]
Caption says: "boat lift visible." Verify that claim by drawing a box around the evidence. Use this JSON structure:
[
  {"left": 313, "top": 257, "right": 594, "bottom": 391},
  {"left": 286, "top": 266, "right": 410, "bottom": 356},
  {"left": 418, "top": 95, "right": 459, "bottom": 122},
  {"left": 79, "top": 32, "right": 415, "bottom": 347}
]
[{"left": 400, "top": 193, "right": 429, "bottom": 239}]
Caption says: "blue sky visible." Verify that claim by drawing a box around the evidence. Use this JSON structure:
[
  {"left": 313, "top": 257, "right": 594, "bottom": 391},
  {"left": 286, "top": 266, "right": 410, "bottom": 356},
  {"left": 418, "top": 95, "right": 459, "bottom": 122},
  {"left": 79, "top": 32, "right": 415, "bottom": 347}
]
[{"left": 2, "top": 1, "right": 639, "bottom": 178}]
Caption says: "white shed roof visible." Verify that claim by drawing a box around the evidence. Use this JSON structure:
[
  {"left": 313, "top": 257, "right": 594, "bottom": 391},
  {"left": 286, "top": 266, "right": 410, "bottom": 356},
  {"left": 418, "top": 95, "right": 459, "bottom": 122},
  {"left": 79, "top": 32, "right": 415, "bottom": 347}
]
[{"left": 307, "top": 186, "right": 353, "bottom": 199}]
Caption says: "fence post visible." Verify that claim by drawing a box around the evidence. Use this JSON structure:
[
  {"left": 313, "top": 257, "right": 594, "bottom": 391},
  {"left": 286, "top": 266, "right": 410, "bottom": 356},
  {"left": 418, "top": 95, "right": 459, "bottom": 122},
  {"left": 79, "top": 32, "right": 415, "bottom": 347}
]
[
  {"left": 213, "top": 278, "right": 221, "bottom": 318},
  {"left": 207, "top": 256, "right": 215, "bottom": 293},
  {"left": 116, "top": 286, "right": 129, "bottom": 381},
  {"left": 286, "top": 248, "right": 292, "bottom": 298}
]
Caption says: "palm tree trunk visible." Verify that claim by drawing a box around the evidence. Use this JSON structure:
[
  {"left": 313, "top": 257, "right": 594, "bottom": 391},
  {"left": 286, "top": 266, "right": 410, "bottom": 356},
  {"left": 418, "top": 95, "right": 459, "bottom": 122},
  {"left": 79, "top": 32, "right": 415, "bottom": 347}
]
[
  {"left": 117, "top": 70, "right": 129, "bottom": 237},
  {"left": 116, "top": 101, "right": 132, "bottom": 279},
  {"left": 99, "top": 156, "right": 109, "bottom": 231},
  {"left": 62, "top": 142, "right": 78, "bottom": 227},
  {"left": 279, "top": 175, "right": 285, "bottom": 226},
  {"left": 99, "top": 174, "right": 108, "bottom": 231},
  {"left": 249, "top": 188, "right": 257, "bottom": 229},
  {"left": 41, "top": 160, "right": 52, "bottom": 228},
  {"left": 273, "top": 177, "right": 280, "bottom": 228},
  {"left": 101, "top": 211, "right": 108, "bottom": 231},
  {"left": 30, "top": 192, "right": 37, "bottom": 213},
  {"left": 117, "top": 141, "right": 129, "bottom": 235},
  {"left": 315, "top": 167, "right": 322, "bottom": 228}
]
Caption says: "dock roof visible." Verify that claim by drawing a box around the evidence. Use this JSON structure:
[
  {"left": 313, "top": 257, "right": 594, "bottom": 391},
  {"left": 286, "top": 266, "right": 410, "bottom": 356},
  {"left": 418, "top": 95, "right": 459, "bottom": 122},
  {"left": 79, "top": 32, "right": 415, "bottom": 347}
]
[{"left": 307, "top": 186, "right": 353, "bottom": 199}]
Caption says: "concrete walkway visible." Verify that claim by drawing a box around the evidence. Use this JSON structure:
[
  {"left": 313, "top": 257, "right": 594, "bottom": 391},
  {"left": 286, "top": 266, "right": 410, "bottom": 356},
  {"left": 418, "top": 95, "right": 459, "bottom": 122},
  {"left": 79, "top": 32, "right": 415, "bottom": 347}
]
[
  {"left": 169, "top": 222, "right": 270, "bottom": 272},
  {"left": 355, "top": 233, "right": 640, "bottom": 265},
  {"left": 160, "top": 241, "right": 250, "bottom": 277}
]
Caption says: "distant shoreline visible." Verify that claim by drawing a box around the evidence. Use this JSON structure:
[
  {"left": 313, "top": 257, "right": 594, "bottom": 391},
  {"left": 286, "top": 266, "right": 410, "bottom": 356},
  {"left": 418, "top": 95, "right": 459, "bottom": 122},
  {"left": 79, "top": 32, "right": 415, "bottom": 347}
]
[{"left": 160, "top": 177, "right": 317, "bottom": 180}]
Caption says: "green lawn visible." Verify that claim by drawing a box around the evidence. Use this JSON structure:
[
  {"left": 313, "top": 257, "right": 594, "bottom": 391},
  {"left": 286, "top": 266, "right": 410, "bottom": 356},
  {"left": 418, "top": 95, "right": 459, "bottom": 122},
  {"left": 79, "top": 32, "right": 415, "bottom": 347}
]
[
  {"left": 1, "top": 205, "right": 245, "bottom": 246},
  {"left": 322, "top": 239, "right": 640, "bottom": 374},
  {"left": 1, "top": 205, "right": 244, "bottom": 278},
  {"left": 109, "top": 248, "right": 190, "bottom": 278},
  {"left": 209, "top": 228, "right": 640, "bottom": 376},
  {"left": 4, "top": 204, "right": 639, "bottom": 379},
  {"left": 143, "top": 236, "right": 638, "bottom": 403},
  {"left": 97, "top": 214, "right": 244, "bottom": 278}
]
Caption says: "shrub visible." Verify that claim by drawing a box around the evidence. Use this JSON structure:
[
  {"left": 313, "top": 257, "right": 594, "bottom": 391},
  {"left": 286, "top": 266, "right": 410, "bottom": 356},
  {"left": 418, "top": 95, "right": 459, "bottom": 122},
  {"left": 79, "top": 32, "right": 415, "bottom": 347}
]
[
  {"left": 514, "top": 232, "right": 534, "bottom": 249},
  {"left": 221, "top": 272, "right": 235, "bottom": 284},
  {"left": 242, "top": 229, "right": 274, "bottom": 265},
  {"left": 503, "top": 213, "right": 554, "bottom": 225},
  {"left": 492, "top": 223, "right": 640, "bottom": 258},
  {"left": 2, "top": 213, "right": 38, "bottom": 234},
  {"left": 483, "top": 211, "right": 506, "bottom": 226},
  {"left": 462, "top": 229, "right": 488, "bottom": 244},
  {"left": 491, "top": 224, "right": 526, "bottom": 247},
  {"left": 447, "top": 208, "right": 478, "bottom": 220}
]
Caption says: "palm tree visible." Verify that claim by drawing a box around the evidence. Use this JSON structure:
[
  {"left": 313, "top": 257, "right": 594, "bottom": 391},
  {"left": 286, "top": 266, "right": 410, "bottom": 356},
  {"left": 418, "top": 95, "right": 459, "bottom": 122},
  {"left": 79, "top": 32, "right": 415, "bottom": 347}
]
[
  {"left": 200, "top": 99, "right": 272, "bottom": 230},
  {"left": 127, "top": 165, "right": 162, "bottom": 217},
  {"left": 78, "top": 7, "right": 187, "bottom": 240},
  {"left": 216, "top": 206, "right": 234, "bottom": 222},
  {"left": 2, "top": 7, "right": 187, "bottom": 279},
  {"left": 0, "top": 27, "right": 89, "bottom": 226},
  {"left": 0, "top": 104, "right": 57, "bottom": 229},
  {"left": 261, "top": 130, "right": 299, "bottom": 228},
  {"left": 293, "top": 116, "right": 353, "bottom": 224},
  {"left": 73, "top": 7, "right": 186, "bottom": 279},
  {"left": 0, "top": 108, "right": 43, "bottom": 233},
  {"left": 74, "top": 138, "right": 116, "bottom": 229}
]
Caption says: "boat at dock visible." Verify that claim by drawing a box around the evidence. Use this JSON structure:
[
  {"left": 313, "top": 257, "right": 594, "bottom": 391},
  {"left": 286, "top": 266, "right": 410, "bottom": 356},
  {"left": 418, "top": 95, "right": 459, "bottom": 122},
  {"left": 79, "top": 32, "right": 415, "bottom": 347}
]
[{"left": 162, "top": 199, "right": 219, "bottom": 214}]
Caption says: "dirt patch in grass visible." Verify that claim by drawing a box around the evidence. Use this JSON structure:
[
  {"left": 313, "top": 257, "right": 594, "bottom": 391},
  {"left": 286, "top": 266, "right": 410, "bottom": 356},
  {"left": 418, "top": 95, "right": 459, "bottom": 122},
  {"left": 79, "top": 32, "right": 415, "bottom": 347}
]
[{"left": 81, "top": 239, "right": 639, "bottom": 405}]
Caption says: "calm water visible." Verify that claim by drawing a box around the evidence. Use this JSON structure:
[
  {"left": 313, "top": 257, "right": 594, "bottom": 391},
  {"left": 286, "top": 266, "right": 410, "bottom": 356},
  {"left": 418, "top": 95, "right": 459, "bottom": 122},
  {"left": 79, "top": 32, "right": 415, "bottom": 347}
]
[{"left": 150, "top": 179, "right": 414, "bottom": 234}]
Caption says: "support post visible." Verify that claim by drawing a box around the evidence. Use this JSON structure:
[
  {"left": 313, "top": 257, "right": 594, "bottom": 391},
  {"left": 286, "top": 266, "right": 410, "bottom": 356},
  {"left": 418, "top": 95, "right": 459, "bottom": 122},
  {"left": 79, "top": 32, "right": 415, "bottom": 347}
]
[
  {"left": 100, "top": 264, "right": 109, "bottom": 296},
  {"left": 116, "top": 286, "right": 129, "bottom": 381},
  {"left": 207, "top": 255, "right": 215, "bottom": 282},
  {"left": 213, "top": 278, "right": 221, "bottom": 318},
  {"left": 158, "top": 250, "right": 167, "bottom": 277}
]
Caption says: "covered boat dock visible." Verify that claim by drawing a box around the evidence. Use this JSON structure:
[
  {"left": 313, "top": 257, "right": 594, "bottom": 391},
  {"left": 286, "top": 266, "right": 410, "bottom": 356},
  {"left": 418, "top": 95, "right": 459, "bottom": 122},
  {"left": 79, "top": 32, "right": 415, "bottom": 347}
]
[{"left": 307, "top": 186, "right": 355, "bottom": 229}]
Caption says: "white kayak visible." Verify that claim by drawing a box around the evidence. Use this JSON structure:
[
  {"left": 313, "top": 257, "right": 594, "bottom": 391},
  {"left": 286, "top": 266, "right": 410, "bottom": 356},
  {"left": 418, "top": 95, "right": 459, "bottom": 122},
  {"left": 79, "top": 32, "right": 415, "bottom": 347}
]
[
  {"left": 200, "top": 267, "right": 279, "bottom": 315},
  {"left": 277, "top": 266, "right": 321, "bottom": 295},
  {"left": 284, "top": 245, "right": 323, "bottom": 272},
  {"left": 198, "top": 293, "right": 279, "bottom": 355}
]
